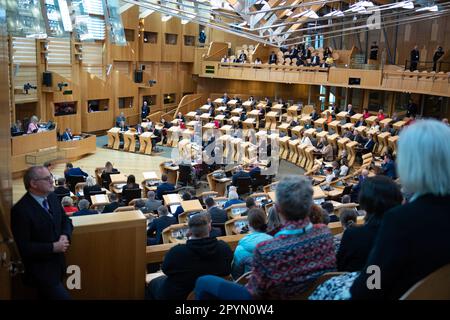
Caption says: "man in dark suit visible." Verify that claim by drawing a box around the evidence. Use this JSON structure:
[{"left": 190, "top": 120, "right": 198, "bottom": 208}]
[
  {"left": 268, "top": 51, "right": 277, "bottom": 64},
  {"left": 410, "top": 45, "right": 420, "bottom": 71},
  {"left": 406, "top": 99, "right": 418, "bottom": 118},
  {"left": 11, "top": 166, "right": 73, "bottom": 299},
  {"left": 116, "top": 112, "right": 126, "bottom": 127},
  {"left": 54, "top": 178, "right": 70, "bottom": 197},
  {"left": 141, "top": 101, "right": 150, "bottom": 120},
  {"left": 102, "top": 193, "right": 121, "bottom": 213},
  {"left": 205, "top": 197, "right": 228, "bottom": 224},
  {"left": 311, "top": 53, "right": 321, "bottom": 66},
  {"left": 362, "top": 134, "right": 375, "bottom": 153},
  {"left": 156, "top": 174, "right": 175, "bottom": 200},
  {"left": 61, "top": 128, "right": 73, "bottom": 141},
  {"left": 147, "top": 206, "right": 177, "bottom": 245},
  {"left": 73, "top": 199, "right": 98, "bottom": 217},
  {"left": 64, "top": 162, "right": 88, "bottom": 180},
  {"left": 232, "top": 165, "right": 251, "bottom": 186},
  {"left": 381, "top": 153, "right": 397, "bottom": 179}
]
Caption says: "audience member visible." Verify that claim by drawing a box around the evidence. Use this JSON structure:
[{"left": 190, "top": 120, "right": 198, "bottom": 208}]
[
  {"left": 205, "top": 197, "right": 228, "bottom": 225},
  {"left": 410, "top": 44, "right": 420, "bottom": 71},
  {"left": 145, "top": 191, "right": 162, "bottom": 213},
  {"left": 102, "top": 193, "right": 121, "bottom": 213},
  {"left": 147, "top": 212, "right": 233, "bottom": 299},
  {"left": 432, "top": 46, "right": 444, "bottom": 72},
  {"left": 116, "top": 112, "right": 126, "bottom": 127},
  {"left": 266, "top": 206, "right": 282, "bottom": 236},
  {"left": 64, "top": 163, "right": 88, "bottom": 180},
  {"left": 268, "top": 51, "right": 277, "bottom": 64},
  {"left": 147, "top": 206, "right": 177, "bottom": 245},
  {"left": 100, "top": 161, "right": 119, "bottom": 189},
  {"left": 62, "top": 128, "right": 73, "bottom": 141},
  {"left": 73, "top": 199, "right": 98, "bottom": 217},
  {"left": 338, "top": 176, "right": 403, "bottom": 272},
  {"left": 61, "top": 196, "right": 78, "bottom": 216},
  {"left": 351, "top": 120, "right": 450, "bottom": 299},
  {"left": 321, "top": 201, "right": 338, "bottom": 223},
  {"left": 54, "top": 178, "right": 70, "bottom": 197},
  {"left": 231, "top": 208, "right": 273, "bottom": 279},
  {"left": 27, "top": 115, "right": 39, "bottom": 134},
  {"left": 223, "top": 187, "right": 244, "bottom": 209},
  {"left": 83, "top": 176, "right": 102, "bottom": 204},
  {"left": 156, "top": 174, "right": 175, "bottom": 200},
  {"left": 241, "top": 197, "right": 256, "bottom": 216}
]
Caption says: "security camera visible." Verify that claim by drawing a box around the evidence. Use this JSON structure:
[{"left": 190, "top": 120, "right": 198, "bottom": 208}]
[
  {"left": 23, "top": 83, "right": 37, "bottom": 94},
  {"left": 58, "top": 82, "right": 68, "bottom": 91},
  {"left": 148, "top": 80, "right": 157, "bottom": 87}
]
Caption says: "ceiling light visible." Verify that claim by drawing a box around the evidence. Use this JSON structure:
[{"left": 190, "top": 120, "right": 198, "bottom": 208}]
[
  {"left": 324, "top": 10, "right": 344, "bottom": 17},
  {"left": 181, "top": 19, "right": 190, "bottom": 24},
  {"left": 388, "top": 1, "right": 414, "bottom": 9},
  {"left": 161, "top": 15, "right": 172, "bottom": 22}
]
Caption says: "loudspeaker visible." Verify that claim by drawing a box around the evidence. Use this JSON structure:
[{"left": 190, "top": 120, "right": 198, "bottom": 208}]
[
  {"left": 348, "top": 77, "right": 361, "bottom": 85},
  {"left": 134, "top": 70, "right": 143, "bottom": 83},
  {"left": 43, "top": 71, "right": 52, "bottom": 87}
]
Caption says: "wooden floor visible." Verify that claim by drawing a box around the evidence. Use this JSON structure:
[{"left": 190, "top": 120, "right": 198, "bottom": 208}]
[{"left": 12, "top": 146, "right": 172, "bottom": 203}]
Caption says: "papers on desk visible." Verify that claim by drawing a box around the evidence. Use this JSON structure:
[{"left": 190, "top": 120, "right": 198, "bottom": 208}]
[{"left": 115, "top": 183, "right": 126, "bottom": 189}]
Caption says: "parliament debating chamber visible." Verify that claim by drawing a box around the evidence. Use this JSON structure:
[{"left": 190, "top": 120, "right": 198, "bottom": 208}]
[{"left": 0, "top": 0, "right": 450, "bottom": 304}]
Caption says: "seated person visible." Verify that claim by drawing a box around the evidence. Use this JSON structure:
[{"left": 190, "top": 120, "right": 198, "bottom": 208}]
[
  {"left": 146, "top": 212, "right": 233, "bottom": 299},
  {"left": 319, "top": 139, "right": 334, "bottom": 162},
  {"left": 248, "top": 165, "right": 261, "bottom": 180},
  {"left": 268, "top": 51, "right": 277, "bottom": 64},
  {"left": 241, "top": 197, "right": 257, "bottom": 216},
  {"left": 223, "top": 187, "right": 244, "bottom": 209},
  {"left": 62, "top": 128, "right": 73, "bottom": 141},
  {"left": 377, "top": 109, "right": 386, "bottom": 121},
  {"left": 350, "top": 169, "right": 369, "bottom": 203},
  {"left": 321, "top": 201, "right": 339, "bottom": 223},
  {"left": 237, "top": 50, "right": 247, "bottom": 63},
  {"left": 145, "top": 190, "right": 162, "bottom": 213},
  {"left": 73, "top": 199, "right": 98, "bottom": 217},
  {"left": 117, "top": 120, "right": 128, "bottom": 131},
  {"left": 27, "top": 115, "right": 40, "bottom": 134},
  {"left": 310, "top": 53, "right": 321, "bottom": 66},
  {"left": 370, "top": 119, "right": 380, "bottom": 131},
  {"left": 102, "top": 193, "right": 121, "bottom": 213},
  {"left": 337, "top": 176, "right": 402, "bottom": 272},
  {"left": 222, "top": 93, "right": 230, "bottom": 104},
  {"left": 381, "top": 153, "right": 396, "bottom": 179},
  {"left": 231, "top": 208, "right": 273, "bottom": 279},
  {"left": 175, "top": 112, "right": 185, "bottom": 123},
  {"left": 116, "top": 112, "right": 126, "bottom": 127},
  {"left": 64, "top": 162, "right": 88, "bottom": 180},
  {"left": 147, "top": 206, "right": 177, "bottom": 245},
  {"left": 54, "top": 178, "right": 70, "bottom": 197},
  {"left": 310, "top": 109, "right": 320, "bottom": 121},
  {"left": 232, "top": 165, "right": 251, "bottom": 186},
  {"left": 321, "top": 167, "right": 336, "bottom": 191},
  {"left": 83, "top": 176, "right": 102, "bottom": 204},
  {"left": 205, "top": 197, "right": 228, "bottom": 225},
  {"left": 361, "top": 134, "right": 375, "bottom": 154},
  {"left": 121, "top": 175, "right": 140, "bottom": 204},
  {"left": 156, "top": 174, "right": 175, "bottom": 200},
  {"left": 11, "top": 120, "right": 23, "bottom": 135},
  {"left": 173, "top": 192, "right": 192, "bottom": 221},
  {"left": 100, "top": 161, "right": 119, "bottom": 189},
  {"left": 61, "top": 196, "right": 78, "bottom": 216}
]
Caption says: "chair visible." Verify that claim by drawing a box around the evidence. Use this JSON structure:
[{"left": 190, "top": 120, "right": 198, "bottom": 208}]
[
  {"left": 56, "top": 192, "right": 70, "bottom": 203},
  {"left": 291, "top": 272, "right": 345, "bottom": 300},
  {"left": 236, "top": 176, "right": 252, "bottom": 195},
  {"left": 66, "top": 175, "right": 86, "bottom": 193},
  {"left": 251, "top": 173, "right": 270, "bottom": 191},
  {"left": 121, "top": 188, "right": 142, "bottom": 205},
  {"left": 177, "top": 164, "right": 193, "bottom": 187},
  {"left": 400, "top": 263, "right": 450, "bottom": 300}
]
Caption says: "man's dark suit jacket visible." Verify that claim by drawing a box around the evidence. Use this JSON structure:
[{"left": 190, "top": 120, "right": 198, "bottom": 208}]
[
  {"left": 363, "top": 139, "right": 375, "bottom": 152},
  {"left": 268, "top": 54, "right": 277, "bottom": 64},
  {"left": 232, "top": 170, "right": 251, "bottom": 186},
  {"left": 64, "top": 167, "right": 88, "bottom": 180},
  {"left": 208, "top": 207, "right": 228, "bottom": 224},
  {"left": 11, "top": 192, "right": 73, "bottom": 287},
  {"left": 54, "top": 186, "right": 70, "bottom": 196},
  {"left": 156, "top": 182, "right": 175, "bottom": 200},
  {"left": 72, "top": 209, "right": 98, "bottom": 217},
  {"left": 102, "top": 201, "right": 120, "bottom": 213},
  {"left": 147, "top": 215, "right": 178, "bottom": 244}
]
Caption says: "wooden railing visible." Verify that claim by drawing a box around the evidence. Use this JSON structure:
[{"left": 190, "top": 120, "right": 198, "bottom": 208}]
[{"left": 172, "top": 93, "right": 208, "bottom": 118}]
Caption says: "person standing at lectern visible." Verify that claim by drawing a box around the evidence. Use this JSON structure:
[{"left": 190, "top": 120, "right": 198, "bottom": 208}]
[{"left": 11, "top": 166, "right": 73, "bottom": 299}]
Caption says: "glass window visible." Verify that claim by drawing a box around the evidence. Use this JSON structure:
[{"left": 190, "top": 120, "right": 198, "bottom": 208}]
[
  {"left": 143, "top": 32, "right": 157, "bottom": 44},
  {"left": 367, "top": 90, "right": 391, "bottom": 113},
  {"left": 165, "top": 33, "right": 177, "bottom": 45},
  {"left": 422, "top": 95, "right": 449, "bottom": 119},
  {"left": 88, "top": 99, "right": 109, "bottom": 112},
  {"left": 164, "top": 93, "right": 176, "bottom": 104},
  {"left": 118, "top": 97, "right": 133, "bottom": 109},
  {"left": 54, "top": 102, "right": 77, "bottom": 116},
  {"left": 184, "top": 35, "right": 195, "bottom": 46},
  {"left": 143, "top": 95, "right": 156, "bottom": 106},
  {"left": 349, "top": 88, "right": 363, "bottom": 110}
]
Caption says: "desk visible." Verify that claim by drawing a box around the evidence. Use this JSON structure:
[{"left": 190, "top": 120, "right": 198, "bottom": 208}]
[
  {"left": 217, "top": 106, "right": 227, "bottom": 113},
  {"left": 243, "top": 118, "right": 256, "bottom": 130},
  {"left": 365, "top": 116, "right": 378, "bottom": 126},
  {"left": 167, "top": 126, "right": 181, "bottom": 147},
  {"left": 336, "top": 111, "right": 348, "bottom": 121},
  {"left": 299, "top": 115, "right": 312, "bottom": 126},
  {"left": 388, "top": 135, "right": 399, "bottom": 155},
  {"left": 351, "top": 113, "right": 363, "bottom": 123},
  {"left": 279, "top": 136, "right": 290, "bottom": 159},
  {"left": 123, "top": 130, "right": 137, "bottom": 152},
  {"left": 227, "top": 99, "right": 238, "bottom": 106},
  {"left": 271, "top": 104, "right": 283, "bottom": 113},
  {"left": 57, "top": 134, "right": 96, "bottom": 161},
  {"left": 186, "top": 121, "right": 200, "bottom": 129},
  {"left": 162, "top": 164, "right": 179, "bottom": 185},
  {"left": 288, "top": 139, "right": 300, "bottom": 163},
  {"left": 214, "top": 98, "right": 224, "bottom": 104},
  {"left": 291, "top": 125, "right": 304, "bottom": 137},
  {"left": 346, "top": 141, "right": 359, "bottom": 167},
  {"left": 229, "top": 116, "right": 241, "bottom": 124},
  {"left": 212, "top": 176, "right": 232, "bottom": 196},
  {"left": 328, "top": 120, "right": 341, "bottom": 134},
  {"left": 337, "top": 137, "right": 350, "bottom": 158},
  {"left": 277, "top": 123, "right": 290, "bottom": 135},
  {"left": 163, "top": 194, "right": 182, "bottom": 205},
  {"left": 107, "top": 128, "right": 121, "bottom": 150},
  {"left": 215, "top": 115, "right": 226, "bottom": 126},
  {"left": 242, "top": 101, "right": 253, "bottom": 108},
  {"left": 287, "top": 105, "right": 300, "bottom": 118},
  {"left": 377, "top": 132, "right": 391, "bottom": 155},
  {"left": 393, "top": 121, "right": 406, "bottom": 130},
  {"left": 142, "top": 171, "right": 158, "bottom": 181},
  {"left": 266, "top": 111, "right": 279, "bottom": 130},
  {"left": 200, "top": 105, "right": 210, "bottom": 112},
  {"left": 200, "top": 113, "right": 211, "bottom": 124},
  {"left": 138, "top": 132, "right": 153, "bottom": 154},
  {"left": 110, "top": 174, "right": 127, "bottom": 184},
  {"left": 220, "top": 125, "right": 233, "bottom": 135},
  {"left": 186, "top": 111, "right": 198, "bottom": 120},
  {"left": 341, "top": 123, "right": 354, "bottom": 132},
  {"left": 91, "top": 194, "right": 110, "bottom": 206},
  {"left": 231, "top": 108, "right": 243, "bottom": 116},
  {"left": 181, "top": 199, "right": 203, "bottom": 212},
  {"left": 313, "top": 186, "right": 326, "bottom": 200},
  {"left": 314, "top": 118, "right": 326, "bottom": 131},
  {"left": 380, "top": 118, "right": 393, "bottom": 127}
]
